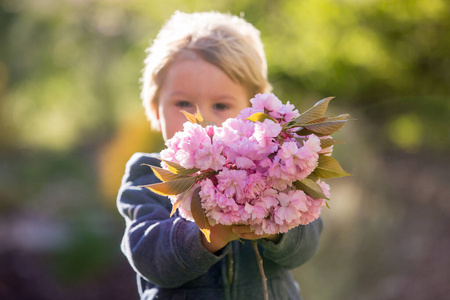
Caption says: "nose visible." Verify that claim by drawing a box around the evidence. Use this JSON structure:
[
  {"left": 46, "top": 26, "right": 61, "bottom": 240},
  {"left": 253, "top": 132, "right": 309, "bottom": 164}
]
[{"left": 196, "top": 104, "right": 216, "bottom": 125}]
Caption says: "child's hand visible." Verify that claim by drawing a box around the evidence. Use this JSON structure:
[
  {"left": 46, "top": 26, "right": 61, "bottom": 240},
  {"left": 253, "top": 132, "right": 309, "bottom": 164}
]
[
  {"left": 201, "top": 224, "right": 283, "bottom": 253},
  {"left": 232, "top": 225, "right": 282, "bottom": 243},
  {"left": 201, "top": 224, "right": 238, "bottom": 253}
]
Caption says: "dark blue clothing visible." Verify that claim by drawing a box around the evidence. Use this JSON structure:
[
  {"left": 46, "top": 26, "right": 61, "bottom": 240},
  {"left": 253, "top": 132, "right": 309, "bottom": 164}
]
[{"left": 117, "top": 153, "right": 323, "bottom": 300}]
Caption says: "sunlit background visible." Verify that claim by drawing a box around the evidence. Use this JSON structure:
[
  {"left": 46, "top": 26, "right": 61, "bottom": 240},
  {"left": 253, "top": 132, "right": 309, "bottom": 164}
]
[{"left": 1, "top": 0, "right": 449, "bottom": 299}]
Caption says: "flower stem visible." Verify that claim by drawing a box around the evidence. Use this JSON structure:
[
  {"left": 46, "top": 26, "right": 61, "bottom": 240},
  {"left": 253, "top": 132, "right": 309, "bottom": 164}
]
[{"left": 252, "top": 240, "right": 268, "bottom": 300}]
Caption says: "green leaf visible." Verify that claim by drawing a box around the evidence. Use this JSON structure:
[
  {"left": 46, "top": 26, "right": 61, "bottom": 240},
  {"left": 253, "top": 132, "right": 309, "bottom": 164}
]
[
  {"left": 315, "top": 155, "right": 351, "bottom": 179},
  {"left": 169, "top": 187, "right": 195, "bottom": 217},
  {"left": 159, "top": 159, "right": 185, "bottom": 174},
  {"left": 296, "top": 128, "right": 327, "bottom": 137},
  {"left": 195, "top": 105, "right": 204, "bottom": 122},
  {"left": 190, "top": 188, "right": 211, "bottom": 242},
  {"left": 294, "top": 178, "right": 328, "bottom": 200},
  {"left": 307, "top": 172, "right": 319, "bottom": 182},
  {"left": 181, "top": 105, "right": 215, "bottom": 127},
  {"left": 181, "top": 110, "right": 198, "bottom": 123},
  {"left": 194, "top": 105, "right": 216, "bottom": 127},
  {"left": 300, "top": 120, "right": 347, "bottom": 136},
  {"left": 198, "top": 119, "right": 215, "bottom": 127},
  {"left": 293, "top": 97, "right": 334, "bottom": 124},
  {"left": 301, "top": 115, "right": 350, "bottom": 135},
  {"left": 159, "top": 159, "right": 199, "bottom": 176},
  {"left": 297, "top": 137, "right": 339, "bottom": 150},
  {"left": 295, "top": 137, "right": 308, "bottom": 145},
  {"left": 327, "top": 113, "right": 351, "bottom": 122},
  {"left": 246, "top": 112, "right": 277, "bottom": 123},
  {"left": 170, "top": 198, "right": 181, "bottom": 217},
  {"left": 319, "top": 138, "right": 336, "bottom": 149},
  {"left": 142, "top": 176, "right": 197, "bottom": 196},
  {"left": 141, "top": 164, "right": 186, "bottom": 182},
  {"left": 305, "top": 116, "right": 329, "bottom": 124}
]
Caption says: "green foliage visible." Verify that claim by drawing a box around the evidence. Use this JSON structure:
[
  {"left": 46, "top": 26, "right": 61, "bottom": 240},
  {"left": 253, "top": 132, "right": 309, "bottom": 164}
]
[
  {"left": 319, "top": 138, "right": 338, "bottom": 149},
  {"left": 181, "top": 105, "right": 215, "bottom": 127},
  {"left": 141, "top": 161, "right": 212, "bottom": 241},
  {"left": 294, "top": 178, "right": 329, "bottom": 200},
  {"left": 159, "top": 159, "right": 199, "bottom": 175},
  {"left": 190, "top": 188, "right": 211, "bottom": 242},
  {"left": 246, "top": 112, "right": 277, "bottom": 123},
  {"left": 283, "top": 97, "right": 351, "bottom": 138},
  {"left": 143, "top": 176, "right": 197, "bottom": 196},
  {"left": 143, "top": 164, "right": 186, "bottom": 182},
  {"left": 315, "top": 155, "right": 351, "bottom": 179},
  {"left": 292, "top": 97, "right": 334, "bottom": 125}
]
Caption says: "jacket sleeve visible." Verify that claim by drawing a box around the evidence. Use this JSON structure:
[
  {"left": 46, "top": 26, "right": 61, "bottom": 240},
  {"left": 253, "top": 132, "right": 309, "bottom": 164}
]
[
  {"left": 117, "top": 153, "right": 230, "bottom": 288},
  {"left": 257, "top": 217, "right": 323, "bottom": 270}
]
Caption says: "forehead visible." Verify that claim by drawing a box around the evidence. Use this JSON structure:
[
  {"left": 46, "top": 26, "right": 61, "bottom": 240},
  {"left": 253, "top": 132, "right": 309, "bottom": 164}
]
[{"left": 159, "top": 58, "right": 250, "bottom": 101}]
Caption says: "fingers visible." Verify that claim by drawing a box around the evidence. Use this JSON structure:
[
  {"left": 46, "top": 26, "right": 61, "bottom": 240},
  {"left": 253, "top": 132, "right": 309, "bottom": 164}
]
[
  {"left": 210, "top": 224, "right": 238, "bottom": 241},
  {"left": 237, "top": 233, "right": 265, "bottom": 240},
  {"left": 232, "top": 225, "right": 267, "bottom": 240},
  {"left": 232, "top": 225, "right": 252, "bottom": 235}
]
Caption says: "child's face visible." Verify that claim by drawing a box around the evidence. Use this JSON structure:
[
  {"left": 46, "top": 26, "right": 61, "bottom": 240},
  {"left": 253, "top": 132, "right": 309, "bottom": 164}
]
[{"left": 157, "top": 58, "right": 250, "bottom": 141}]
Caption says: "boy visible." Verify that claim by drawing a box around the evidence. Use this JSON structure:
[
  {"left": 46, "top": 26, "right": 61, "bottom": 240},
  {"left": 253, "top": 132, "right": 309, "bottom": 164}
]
[{"left": 117, "top": 11, "right": 323, "bottom": 299}]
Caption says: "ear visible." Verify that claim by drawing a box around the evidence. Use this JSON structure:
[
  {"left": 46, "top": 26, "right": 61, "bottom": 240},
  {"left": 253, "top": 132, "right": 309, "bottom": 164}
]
[{"left": 151, "top": 101, "right": 161, "bottom": 131}]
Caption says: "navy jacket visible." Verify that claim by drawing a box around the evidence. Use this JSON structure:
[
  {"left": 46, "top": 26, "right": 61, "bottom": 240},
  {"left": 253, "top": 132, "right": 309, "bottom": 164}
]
[{"left": 117, "top": 153, "right": 323, "bottom": 300}]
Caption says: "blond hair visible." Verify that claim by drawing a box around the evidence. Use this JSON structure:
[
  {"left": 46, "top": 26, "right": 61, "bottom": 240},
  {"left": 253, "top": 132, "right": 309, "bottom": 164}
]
[{"left": 140, "top": 11, "right": 272, "bottom": 130}]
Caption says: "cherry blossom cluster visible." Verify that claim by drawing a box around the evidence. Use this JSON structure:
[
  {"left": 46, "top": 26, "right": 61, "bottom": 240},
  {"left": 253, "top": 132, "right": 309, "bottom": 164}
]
[{"left": 160, "top": 93, "right": 331, "bottom": 235}]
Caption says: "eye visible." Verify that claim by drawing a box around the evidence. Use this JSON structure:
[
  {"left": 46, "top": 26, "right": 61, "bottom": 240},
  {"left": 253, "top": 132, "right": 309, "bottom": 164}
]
[
  {"left": 213, "top": 103, "right": 229, "bottom": 111},
  {"left": 175, "top": 100, "right": 192, "bottom": 108}
]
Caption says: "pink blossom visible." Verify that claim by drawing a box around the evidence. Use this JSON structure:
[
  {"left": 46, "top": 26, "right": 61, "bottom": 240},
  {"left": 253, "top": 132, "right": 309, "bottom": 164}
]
[
  {"left": 277, "top": 101, "right": 300, "bottom": 122},
  {"left": 159, "top": 93, "right": 343, "bottom": 234},
  {"left": 288, "top": 189, "right": 308, "bottom": 211},
  {"left": 253, "top": 120, "right": 281, "bottom": 155},
  {"left": 250, "top": 93, "right": 283, "bottom": 112},
  {"left": 167, "top": 122, "right": 211, "bottom": 169},
  {"left": 253, "top": 219, "right": 279, "bottom": 235},
  {"left": 215, "top": 193, "right": 239, "bottom": 211},
  {"left": 244, "top": 202, "right": 268, "bottom": 221},
  {"left": 317, "top": 179, "right": 331, "bottom": 199},
  {"left": 223, "top": 136, "right": 261, "bottom": 166},
  {"left": 258, "top": 188, "right": 280, "bottom": 209},
  {"left": 273, "top": 190, "right": 306, "bottom": 225},
  {"left": 205, "top": 125, "right": 216, "bottom": 138},
  {"left": 274, "top": 205, "right": 301, "bottom": 225},
  {"left": 198, "top": 179, "right": 216, "bottom": 210},
  {"left": 302, "top": 134, "right": 322, "bottom": 153},
  {"left": 169, "top": 183, "right": 200, "bottom": 222},
  {"left": 160, "top": 147, "right": 177, "bottom": 163},
  {"left": 208, "top": 207, "right": 242, "bottom": 225},
  {"left": 298, "top": 180, "right": 329, "bottom": 225},
  {"left": 221, "top": 118, "right": 255, "bottom": 139},
  {"left": 253, "top": 119, "right": 282, "bottom": 142},
  {"left": 216, "top": 168, "right": 248, "bottom": 199},
  {"left": 265, "top": 101, "right": 300, "bottom": 123},
  {"left": 194, "top": 142, "right": 226, "bottom": 171},
  {"left": 318, "top": 136, "right": 334, "bottom": 156},
  {"left": 243, "top": 172, "right": 267, "bottom": 200},
  {"left": 273, "top": 135, "right": 322, "bottom": 181},
  {"left": 267, "top": 177, "right": 291, "bottom": 191},
  {"left": 235, "top": 156, "right": 256, "bottom": 169},
  {"left": 237, "top": 106, "right": 264, "bottom": 119},
  {"left": 160, "top": 134, "right": 182, "bottom": 163}
]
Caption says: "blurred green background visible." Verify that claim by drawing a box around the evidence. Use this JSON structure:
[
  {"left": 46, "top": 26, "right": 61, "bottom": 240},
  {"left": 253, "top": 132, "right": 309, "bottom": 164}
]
[{"left": 1, "top": 0, "right": 449, "bottom": 299}]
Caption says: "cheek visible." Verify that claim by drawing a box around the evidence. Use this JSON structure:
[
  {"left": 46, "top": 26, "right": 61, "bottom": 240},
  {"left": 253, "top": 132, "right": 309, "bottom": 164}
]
[
  {"left": 228, "top": 106, "right": 246, "bottom": 119},
  {"left": 162, "top": 111, "right": 186, "bottom": 140}
]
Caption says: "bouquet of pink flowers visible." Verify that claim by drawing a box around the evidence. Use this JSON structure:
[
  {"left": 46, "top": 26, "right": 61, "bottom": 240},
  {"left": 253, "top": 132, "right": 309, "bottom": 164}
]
[{"left": 143, "top": 93, "right": 350, "bottom": 242}]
